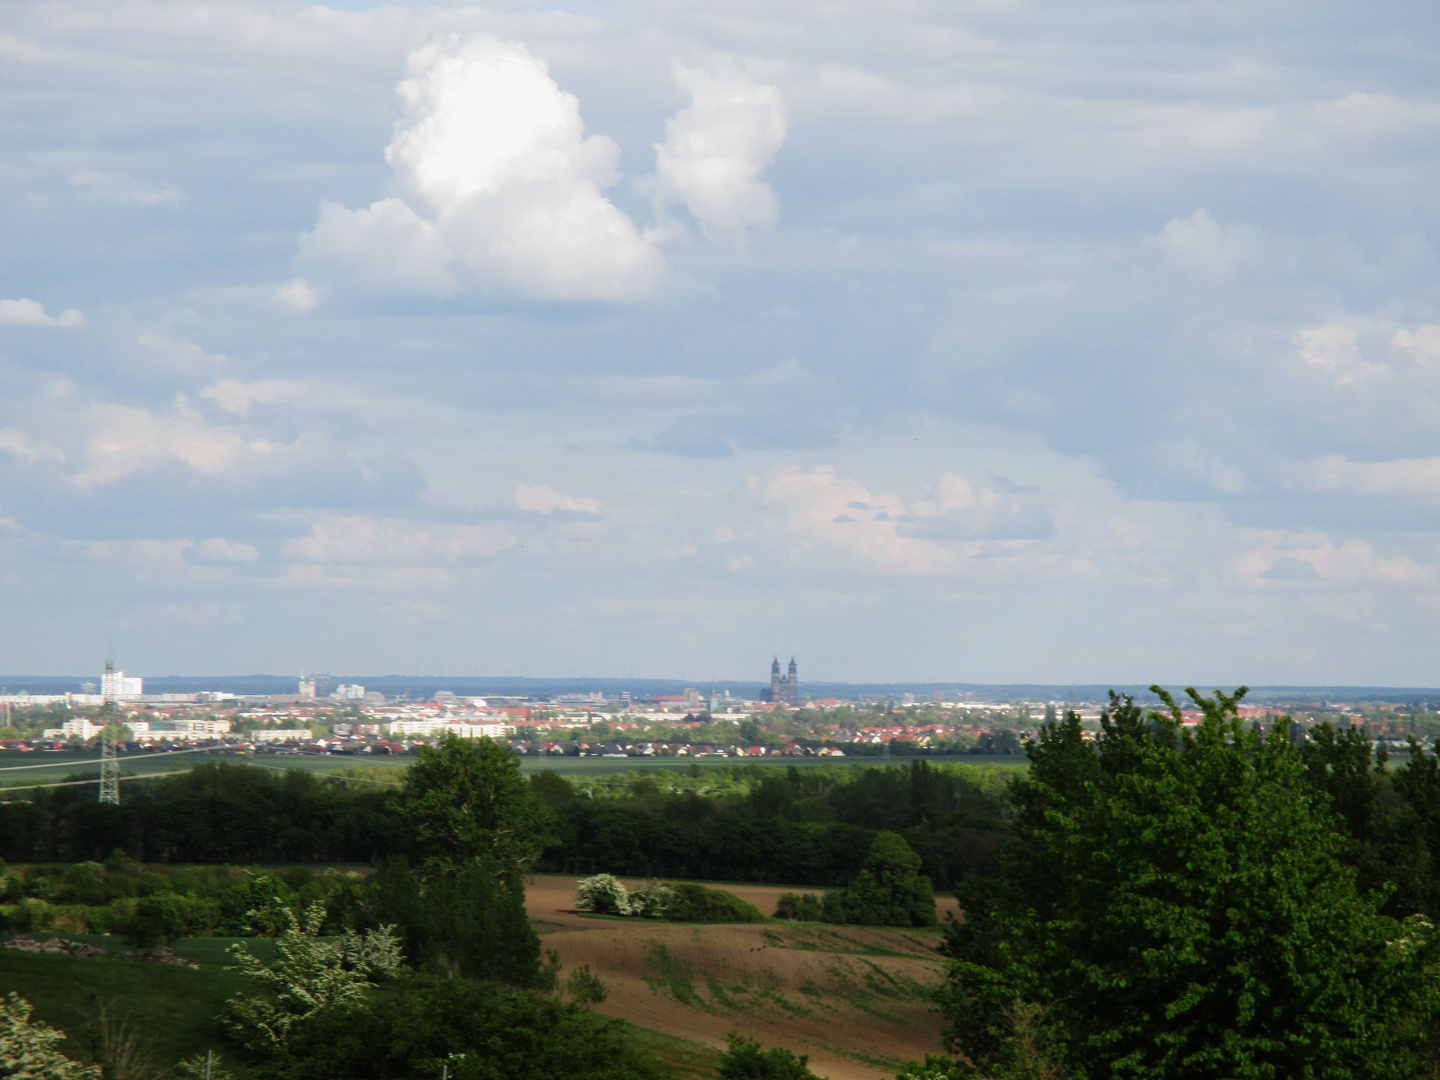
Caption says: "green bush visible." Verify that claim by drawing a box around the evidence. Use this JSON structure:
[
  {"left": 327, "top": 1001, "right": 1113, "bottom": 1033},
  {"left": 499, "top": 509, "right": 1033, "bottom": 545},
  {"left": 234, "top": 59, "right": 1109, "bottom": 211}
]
[
  {"left": 567, "top": 964, "right": 609, "bottom": 1004},
  {"left": 662, "top": 883, "right": 763, "bottom": 924},
  {"left": 267, "top": 978, "right": 661, "bottom": 1080},
  {"left": 773, "top": 892, "right": 823, "bottom": 921},
  {"left": 715, "top": 1032, "right": 821, "bottom": 1080}
]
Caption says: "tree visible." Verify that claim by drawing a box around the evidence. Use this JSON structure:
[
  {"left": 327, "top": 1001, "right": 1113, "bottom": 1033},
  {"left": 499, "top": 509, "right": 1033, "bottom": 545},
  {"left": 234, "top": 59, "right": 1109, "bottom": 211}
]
[
  {"left": 225, "top": 899, "right": 402, "bottom": 1056},
  {"left": 938, "top": 687, "right": 1439, "bottom": 1080},
  {"left": 0, "top": 993, "right": 102, "bottom": 1080},
  {"left": 826, "top": 831, "right": 935, "bottom": 927},
  {"left": 396, "top": 734, "right": 554, "bottom": 880}
]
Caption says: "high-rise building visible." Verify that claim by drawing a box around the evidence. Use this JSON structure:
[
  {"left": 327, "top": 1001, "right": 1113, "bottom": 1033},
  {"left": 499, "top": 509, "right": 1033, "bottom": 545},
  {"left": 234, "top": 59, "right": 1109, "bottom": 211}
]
[
  {"left": 298, "top": 675, "right": 316, "bottom": 699},
  {"left": 100, "top": 670, "right": 142, "bottom": 701}
]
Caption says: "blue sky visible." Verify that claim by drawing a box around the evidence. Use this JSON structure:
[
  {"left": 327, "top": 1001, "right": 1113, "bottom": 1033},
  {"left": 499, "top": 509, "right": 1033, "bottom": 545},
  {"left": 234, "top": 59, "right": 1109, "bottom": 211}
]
[{"left": 2, "top": 1, "right": 1439, "bottom": 684}]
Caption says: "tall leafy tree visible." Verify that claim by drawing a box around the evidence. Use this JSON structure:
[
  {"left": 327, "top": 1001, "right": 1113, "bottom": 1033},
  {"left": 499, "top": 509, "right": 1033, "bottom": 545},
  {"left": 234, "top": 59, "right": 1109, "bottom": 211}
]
[
  {"left": 826, "top": 831, "right": 935, "bottom": 927},
  {"left": 938, "top": 687, "right": 1438, "bottom": 1080},
  {"left": 397, "top": 734, "right": 553, "bottom": 880},
  {"left": 381, "top": 735, "right": 553, "bottom": 985}
]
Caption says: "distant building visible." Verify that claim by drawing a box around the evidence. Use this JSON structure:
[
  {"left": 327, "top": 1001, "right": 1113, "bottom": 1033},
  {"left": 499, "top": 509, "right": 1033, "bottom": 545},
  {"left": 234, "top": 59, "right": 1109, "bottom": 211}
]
[
  {"left": 760, "top": 656, "right": 799, "bottom": 705},
  {"left": 331, "top": 684, "right": 365, "bottom": 701},
  {"left": 100, "top": 671, "right": 142, "bottom": 701},
  {"left": 298, "top": 675, "right": 316, "bottom": 699}
]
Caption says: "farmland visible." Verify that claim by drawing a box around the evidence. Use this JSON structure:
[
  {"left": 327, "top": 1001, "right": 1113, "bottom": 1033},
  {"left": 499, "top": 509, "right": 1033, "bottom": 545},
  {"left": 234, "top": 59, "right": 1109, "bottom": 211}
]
[{"left": 529, "top": 874, "right": 960, "bottom": 1080}]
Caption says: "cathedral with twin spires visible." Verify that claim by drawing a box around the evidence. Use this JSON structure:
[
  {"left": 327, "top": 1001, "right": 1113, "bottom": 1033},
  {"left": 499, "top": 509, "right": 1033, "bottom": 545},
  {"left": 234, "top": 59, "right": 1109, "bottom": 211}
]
[{"left": 762, "top": 656, "right": 799, "bottom": 705}]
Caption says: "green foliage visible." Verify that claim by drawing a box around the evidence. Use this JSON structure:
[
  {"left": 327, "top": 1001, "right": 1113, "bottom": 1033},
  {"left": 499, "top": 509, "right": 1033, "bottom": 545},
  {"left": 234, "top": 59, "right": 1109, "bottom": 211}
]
[
  {"left": 264, "top": 978, "right": 661, "bottom": 1080},
  {"left": 116, "top": 892, "right": 189, "bottom": 948},
  {"left": 627, "top": 881, "right": 677, "bottom": 918},
  {"left": 0, "top": 992, "right": 102, "bottom": 1080},
  {"left": 574, "top": 874, "right": 761, "bottom": 923},
  {"left": 714, "top": 1032, "right": 822, "bottom": 1080},
  {"left": 397, "top": 734, "right": 554, "bottom": 880},
  {"left": 662, "top": 883, "right": 763, "bottom": 924},
  {"left": 224, "top": 899, "right": 402, "bottom": 1056},
  {"left": 939, "top": 687, "right": 1440, "bottom": 1080},
  {"left": 356, "top": 857, "right": 542, "bottom": 986},
  {"left": 773, "top": 892, "right": 823, "bottom": 921},
  {"left": 825, "top": 832, "right": 935, "bottom": 927},
  {"left": 894, "top": 1053, "right": 976, "bottom": 1080},
  {"left": 175, "top": 1051, "right": 234, "bottom": 1080},
  {"left": 567, "top": 964, "right": 609, "bottom": 1004},
  {"left": 529, "top": 769, "right": 576, "bottom": 809}
]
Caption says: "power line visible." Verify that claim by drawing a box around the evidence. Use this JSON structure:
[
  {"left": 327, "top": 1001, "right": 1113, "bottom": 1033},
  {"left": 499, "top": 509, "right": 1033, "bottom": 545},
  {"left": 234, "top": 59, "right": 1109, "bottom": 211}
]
[{"left": 0, "top": 747, "right": 213, "bottom": 772}]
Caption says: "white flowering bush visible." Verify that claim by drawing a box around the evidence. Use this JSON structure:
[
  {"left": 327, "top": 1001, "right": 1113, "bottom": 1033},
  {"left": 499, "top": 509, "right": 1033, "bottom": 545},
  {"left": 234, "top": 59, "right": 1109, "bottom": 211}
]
[
  {"left": 0, "top": 992, "right": 101, "bottom": 1080},
  {"left": 225, "top": 900, "right": 403, "bottom": 1054},
  {"left": 575, "top": 874, "right": 632, "bottom": 916},
  {"left": 628, "top": 882, "right": 678, "bottom": 919}
]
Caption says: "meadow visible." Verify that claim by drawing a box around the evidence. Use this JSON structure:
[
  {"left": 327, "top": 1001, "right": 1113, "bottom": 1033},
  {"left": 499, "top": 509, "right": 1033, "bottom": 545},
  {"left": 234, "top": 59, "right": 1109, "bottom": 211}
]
[{"left": 0, "top": 747, "right": 1026, "bottom": 794}]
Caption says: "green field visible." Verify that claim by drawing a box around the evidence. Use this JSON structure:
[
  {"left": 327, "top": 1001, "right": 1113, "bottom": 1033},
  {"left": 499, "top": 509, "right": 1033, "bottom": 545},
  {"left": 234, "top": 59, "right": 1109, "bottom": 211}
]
[{"left": 0, "top": 748, "right": 1027, "bottom": 793}]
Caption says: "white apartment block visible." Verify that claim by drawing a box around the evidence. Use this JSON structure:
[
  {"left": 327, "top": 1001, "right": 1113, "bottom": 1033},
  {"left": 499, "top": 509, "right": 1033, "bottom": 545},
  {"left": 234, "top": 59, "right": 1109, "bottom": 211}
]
[
  {"left": 386, "top": 718, "right": 511, "bottom": 739},
  {"left": 40, "top": 718, "right": 104, "bottom": 741},
  {"left": 251, "top": 729, "right": 316, "bottom": 742}
]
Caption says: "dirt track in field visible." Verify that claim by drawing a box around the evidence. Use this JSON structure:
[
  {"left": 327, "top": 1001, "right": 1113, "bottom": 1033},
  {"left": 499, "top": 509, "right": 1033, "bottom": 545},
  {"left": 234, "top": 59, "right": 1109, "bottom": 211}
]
[{"left": 527, "top": 875, "right": 959, "bottom": 1080}]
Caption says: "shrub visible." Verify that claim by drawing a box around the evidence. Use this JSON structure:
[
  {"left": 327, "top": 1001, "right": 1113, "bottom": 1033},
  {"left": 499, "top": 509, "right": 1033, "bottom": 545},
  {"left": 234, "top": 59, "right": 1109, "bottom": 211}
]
[
  {"left": 0, "top": 992, "right": 101, "bottom": 1080},
  {"left": 628, "top": 882, "right": 677, "bottom": 919},
  {"left": 715, "top": 1032, "right": 821, "bottom": 1080},
  {"left": 575, "top": 874, "right": 632, "bottom": 916},
  {"left": 663, "top": 883, "right": 763, "bottom": 924},
  {"left": 566, "top": 964, "right": 609, "bottom": 1004},
  {"left": 269, "top": 979, "right": 661, "bottom": 1080},
  {"left": 773, "top": 893, "right": 823, "bottom": 921}
]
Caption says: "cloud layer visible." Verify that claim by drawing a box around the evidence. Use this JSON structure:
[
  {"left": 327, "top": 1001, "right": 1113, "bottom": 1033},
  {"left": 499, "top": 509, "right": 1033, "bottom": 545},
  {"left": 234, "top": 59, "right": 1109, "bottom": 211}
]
[{"left": 1, "top": 1, "right": 1439, "bottom": 683}]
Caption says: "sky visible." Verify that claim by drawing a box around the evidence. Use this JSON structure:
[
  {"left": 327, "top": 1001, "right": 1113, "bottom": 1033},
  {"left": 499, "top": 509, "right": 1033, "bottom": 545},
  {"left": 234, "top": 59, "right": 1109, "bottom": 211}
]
[{"left": 1, "top": 1, "right": 1439, "bottom": 686}]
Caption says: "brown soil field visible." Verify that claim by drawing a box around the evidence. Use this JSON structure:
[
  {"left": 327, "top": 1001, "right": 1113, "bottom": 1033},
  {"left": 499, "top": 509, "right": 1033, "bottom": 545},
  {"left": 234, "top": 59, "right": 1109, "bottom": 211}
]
[{"left": 527, "top": 875, "right": 959, "bottom": 1080}]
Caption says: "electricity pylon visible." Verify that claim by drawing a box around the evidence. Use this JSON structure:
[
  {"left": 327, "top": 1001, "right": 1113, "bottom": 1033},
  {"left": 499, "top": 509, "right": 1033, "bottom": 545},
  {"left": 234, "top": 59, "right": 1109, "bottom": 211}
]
[{"left": 99, "top": 733, "right": 120, "bottom": 805}]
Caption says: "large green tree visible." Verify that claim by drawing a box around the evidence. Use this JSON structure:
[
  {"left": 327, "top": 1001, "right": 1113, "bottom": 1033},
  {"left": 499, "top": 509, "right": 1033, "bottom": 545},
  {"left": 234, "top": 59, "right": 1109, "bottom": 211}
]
[
  {"left": 937, "top": 687, "right": 1438, "bottom": 1080},
  {"left": 825, "top": 831, "right": 935, "bottom": 927},
  {"left": 396, "top": 734, "right": 554, "bottom": 879},
  {"left": 381, "top": 735, "right": 553, "bottom": 985}
]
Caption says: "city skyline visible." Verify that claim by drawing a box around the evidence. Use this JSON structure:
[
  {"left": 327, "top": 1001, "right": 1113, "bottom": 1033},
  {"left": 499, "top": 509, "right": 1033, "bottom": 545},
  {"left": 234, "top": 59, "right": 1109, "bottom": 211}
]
[{"left": 2, "top": 4, "right": 1439, "bottom": 684}]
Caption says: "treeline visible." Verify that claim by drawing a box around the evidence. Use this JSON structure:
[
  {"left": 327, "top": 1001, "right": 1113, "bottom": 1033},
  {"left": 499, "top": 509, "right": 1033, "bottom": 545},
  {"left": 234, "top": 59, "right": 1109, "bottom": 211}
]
[
  {"left": 0, "top": 758, "right": 1014, "bottom": 891},
  {"left": 0, "top": 764, "right": 405, "bottom": 865},
  {"left": 535, "top": 760, "right": 1014, "bottom": 891}
]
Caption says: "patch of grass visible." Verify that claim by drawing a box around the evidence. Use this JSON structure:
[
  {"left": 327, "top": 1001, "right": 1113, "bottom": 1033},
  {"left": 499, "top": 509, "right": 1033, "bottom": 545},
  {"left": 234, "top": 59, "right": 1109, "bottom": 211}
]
[
  {"left": 641, "top": 943, "right": 705, "bottom": 1009},
  {"left": 0, "top": 948, "right": 255, "bottom": 1076},
  {"left": 705, "top": 975, "right": 746, "bottom": 1010},
  {"left": 833, "top": 1046, "right": 910, "bottom": 1071},
  {"left": 621, "top": 1023, "right": 721, "bottom": 1080},
  {"left": 775, "top": 925, "right": 925, "bottom": 958}
]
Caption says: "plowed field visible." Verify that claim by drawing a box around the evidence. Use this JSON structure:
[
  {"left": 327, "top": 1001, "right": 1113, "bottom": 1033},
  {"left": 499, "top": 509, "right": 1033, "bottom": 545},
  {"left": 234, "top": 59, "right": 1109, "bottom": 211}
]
[{"left": 527, "top": 875, "right": 960, "bottom": 1080}]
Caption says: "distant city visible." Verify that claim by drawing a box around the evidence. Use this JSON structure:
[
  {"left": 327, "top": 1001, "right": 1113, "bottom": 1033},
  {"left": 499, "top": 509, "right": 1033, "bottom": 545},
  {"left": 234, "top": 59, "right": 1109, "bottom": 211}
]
[{"left": 1, "top": 654, "right": 1436, "bottom": 763}]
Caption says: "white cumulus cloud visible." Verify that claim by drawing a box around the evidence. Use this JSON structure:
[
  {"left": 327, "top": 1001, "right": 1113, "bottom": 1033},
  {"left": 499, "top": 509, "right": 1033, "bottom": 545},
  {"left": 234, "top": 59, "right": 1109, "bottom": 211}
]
[
  {"left": 1155, "top": 209, "right": 1259, "bottom": 276},
  {"left": 1393, "top": 325, "right": 1440, "bottom": 367},
  {"left": 513, "top": 483, "right": 601, "bottom": 515},
  {"left": 275, "top": 277, "right": 319, "bottom": 313},
  {"left": 302, "top": 34, "right": 662, "bottom": 302},
  {"left": 0, "top": 298, "right": 84, "bottom": 327},
  {"left": 654, "top": 62, "right": 787, "bottom": 240}
]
